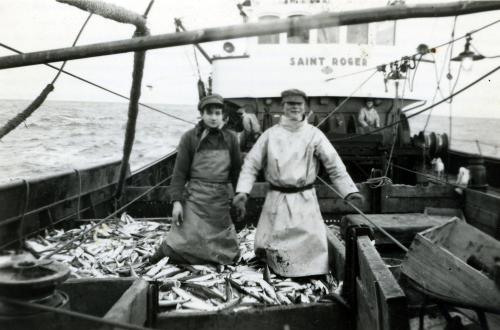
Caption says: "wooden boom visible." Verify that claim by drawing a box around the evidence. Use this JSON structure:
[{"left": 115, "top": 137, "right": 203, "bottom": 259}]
[{"left": 1, "top": 1, "right": 500, "bottom": 69}]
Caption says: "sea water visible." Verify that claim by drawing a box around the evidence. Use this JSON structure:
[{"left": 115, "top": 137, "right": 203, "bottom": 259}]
[{"left": 0, "top": 99, "right": 499, "bottom": 184}]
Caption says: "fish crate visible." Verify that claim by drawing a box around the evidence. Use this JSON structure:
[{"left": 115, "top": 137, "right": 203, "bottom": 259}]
[{"left": 401, "top": 217, "right": 500, "bottom": 313}]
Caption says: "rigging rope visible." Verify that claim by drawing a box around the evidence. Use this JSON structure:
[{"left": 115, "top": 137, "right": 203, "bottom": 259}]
[
  {"left": 0, "top": 42, "right": 195, "bottom": 124},
  {"left": 316, "top": 176, "right": 408, "bottom": 253},
  {"left": 42, "top": 174, "right": 172, "bottom": 259},
  {"left": 0, "top": 84, "right": 54, "bottom": 140},
  {"left": 331, "top": 65, "right": 500, "bottom": 143},
  {"left": 16, "top": 180, "right": 30, "bottom": 252},
  {"left": 115, "top": 27, "right": 149, "bottom": 200},
  {"left": 392, "top": 163, "right": 499, "bottom": 199},
  {"left": 0, "top": 13, "right": 93, "bottom": 140},
  {"left": 316, "top": 69, "right": 378, "bottom": 128},
  {"left": 56, "top": 0, "right": 147, "bottom": 31},
  {"left": 324, "top": 18, "right": 500, "bottom": 83}
]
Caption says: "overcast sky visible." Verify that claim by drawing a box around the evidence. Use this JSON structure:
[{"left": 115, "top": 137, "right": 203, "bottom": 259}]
[{"left": 0, "top": 0, "right": 499, "bottom": 118}]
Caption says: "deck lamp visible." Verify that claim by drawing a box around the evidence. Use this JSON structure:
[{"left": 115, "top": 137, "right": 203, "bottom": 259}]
[{"left": 451, "top": 34, "right": 484, "bottom": 71}]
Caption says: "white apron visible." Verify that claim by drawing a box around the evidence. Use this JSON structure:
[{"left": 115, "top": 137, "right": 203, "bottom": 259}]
[{"left": 237, "top": 117, "right": 358, "bottom": 277}]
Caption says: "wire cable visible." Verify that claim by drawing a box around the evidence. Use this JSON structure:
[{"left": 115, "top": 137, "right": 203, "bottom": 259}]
[
  {"left": 0, "top": 43, "right": 196, "bottom": 125},
  {"left": 316, "top": 176, "right": 408, "bottom": 252},
  {"left": 51, "top": 13, "right": 93, "bottom": 85},
  {"left": 392, "top": 163, "right": 499, "bottom": 199},
  {"left": 332, "top": 65, "right": 500, "bottom": 142},
  {"left": 323, "top": 18, "right": 500, "bottom": 83},
  {"left": 316, "top": 69, "right": 378, "bottom": 128},
  {"left": 42, "top": 174, "right": 172, "bottom": 259}
]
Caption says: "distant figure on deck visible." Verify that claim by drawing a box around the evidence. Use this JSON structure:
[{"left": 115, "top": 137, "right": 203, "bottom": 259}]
[
  {"left": 358, "top": 99, "right": 380, "bottom": 132},
  {"left": 237, "top": 105, "right": 262, "bottom": 152},
  {"left": 149, "top": 94, "right": 241, "bottom": 265},
  {"left": 232, "top": 88, "right": 363, "bottom": 277},
  {"left": 431, "top": 157, "right": 445, "bottom": 179},
  {"left": 455, "top": 166, "right": 470, "bottom": 195}
]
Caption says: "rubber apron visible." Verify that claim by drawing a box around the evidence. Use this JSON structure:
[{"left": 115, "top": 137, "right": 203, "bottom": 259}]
[{"left": 166, "top": 140, "right": 240, "bottom": 265}]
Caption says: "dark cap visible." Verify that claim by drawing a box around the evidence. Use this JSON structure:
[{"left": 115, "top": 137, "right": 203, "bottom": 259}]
[
  {"left": 281, "top": 89, "right": 307, "bottom": 103},
  {"left": 198, "top": 93, "right": 224, "bottom": 111}
]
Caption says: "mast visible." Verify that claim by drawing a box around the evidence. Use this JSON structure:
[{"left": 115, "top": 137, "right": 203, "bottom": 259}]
[{"left": 1, "top": 1, "right": 500, "bottom": 69}]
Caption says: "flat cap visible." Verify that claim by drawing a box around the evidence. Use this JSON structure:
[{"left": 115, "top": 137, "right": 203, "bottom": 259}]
[
  {"left": 198, "top": 93, "right": 224, "bottom": 111},
  {"left": 281, "top": 89, "right": 307, "bottom": 103}
]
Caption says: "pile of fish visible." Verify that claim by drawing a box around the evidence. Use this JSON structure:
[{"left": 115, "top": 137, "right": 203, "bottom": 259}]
[
  {"left": 24, "top": 213, "right": 339, "bottom": 313},
  {"left": 25, "top": 213, "right": 166, "bottom": 278}
]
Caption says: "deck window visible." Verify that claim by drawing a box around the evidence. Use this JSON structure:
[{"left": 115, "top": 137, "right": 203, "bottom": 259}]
[
  {"left": 374, "top": 21, "right": 395, "bottom": 45},
  {"left": 317, "top": 26, "right": 339, "bottom": 43},
  {"left": 287, "top": 15, "right": 309, "bottom": 44},
  {"left": 258, "top": 16, "right": 280, "bottom": 44},
  {"left": 347, "top": 23, "right": 368, "bottom": 44}
]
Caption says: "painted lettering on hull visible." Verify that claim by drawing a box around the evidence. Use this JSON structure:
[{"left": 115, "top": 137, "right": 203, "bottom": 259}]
[{"left": 289, "top": 57, "right": 367, "bottom": 66}]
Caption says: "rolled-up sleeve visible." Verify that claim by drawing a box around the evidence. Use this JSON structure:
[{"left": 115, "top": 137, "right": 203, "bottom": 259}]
[
  {"left": 315, "top": 130, "right": 358, "bottom": 198},
  {"left": 236, "top": 130, "right": 269, "bottom": 194}
]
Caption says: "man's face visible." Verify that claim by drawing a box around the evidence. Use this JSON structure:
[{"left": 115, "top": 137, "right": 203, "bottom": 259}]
[
  {"left": 201, "top": 105, "right": 224, "bottom": 128},
  {"left": 283, "top": 100, "right": 306, "bottom": 121},
  {"left": 366, "top": 101, "right": 374, "bottom": 108}
]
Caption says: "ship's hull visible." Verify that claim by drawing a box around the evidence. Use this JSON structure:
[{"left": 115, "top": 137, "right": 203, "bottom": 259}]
[{"left": 1, "top": 146, "right": 499, "bottom": 329}]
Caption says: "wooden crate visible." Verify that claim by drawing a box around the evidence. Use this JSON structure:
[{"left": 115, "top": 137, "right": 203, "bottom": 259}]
[{"left": 401, "top": 217, "right": 500, "bottom": 312}]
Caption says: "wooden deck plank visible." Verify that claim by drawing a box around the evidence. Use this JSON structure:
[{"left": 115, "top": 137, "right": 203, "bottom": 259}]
[
  {"left": 357, "top": 236, "right": 409, "bottom": 330},
  {"left": 381, "top": 184, "right": 459, "bottom": 213},
  {"left": 342, "top": 213, "right": 451, "bottom": 246},
  {"left": 156, "top": 302, "right": 348, "bottom": 330},
  {"left": 104, "top": 279, "right": 150, "bottom": 325}
]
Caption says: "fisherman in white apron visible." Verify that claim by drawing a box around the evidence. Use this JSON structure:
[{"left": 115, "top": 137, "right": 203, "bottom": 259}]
[
  {"left": 150, "top": 94, "right": 241, "bottom": 265},
  {"left": 233, "top": 89, "right": 363, "bottom": 277}
]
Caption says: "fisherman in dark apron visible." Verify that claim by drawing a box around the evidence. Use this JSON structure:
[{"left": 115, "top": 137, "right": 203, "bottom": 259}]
[{"left": 150, "top": 94, "right": 242, "bottom": 265}]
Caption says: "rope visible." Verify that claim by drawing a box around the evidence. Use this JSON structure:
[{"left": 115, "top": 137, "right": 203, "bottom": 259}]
[
  {"left": 325, "top": 67, "right": 375, "bottom": 81},
  {"left": 316, "top": 69, "right": 378, "bottom": 128},
  {"left": 332, "top": 65, "right": 500, "bottom": 143},
  {"left": 115, "top": 26, "right": 150, "bottom": 200},
  {"left": 365, "top": 175, "right": 392, "bottom": 189},
  {"left": 0, "top": 205, "right": 94, "bottom": 251},
  {"left": 74, "top": 169, "right": 82, "bottom": 221},
  {"left": 42, "top": 174, "right": 172, "bottom": 259},
  {"left": 0, "top": 43, "right": 195, "bottom": 125},
  {"left": 0, "top": 13, "right": 93, "bottom": 140},
  {"left": 52, "top": 13, "right": 93, "bottom": 84},
  {"left": 193, "top": 45, "right": 202, "bottom": 80},
  {"left": 0, "top": 296, "right": 155, "bottom": 330},
  {"left": 316, "top": 176, "right": 408, "bottom": 252},
  {"left": 16, "top": 180, "right": 30, "bottom": 251},
  {"left": 0, "top": 84, "right": 54, "bottom": 140},
  {"left": 56, "top": 0, "right": 147, "bottom": 32},
  {"left": 323, "top": 18, "right": 500, "bottom": 84},
  {"left": 392, "top": 163, "right": 498, "bottom": 199}
]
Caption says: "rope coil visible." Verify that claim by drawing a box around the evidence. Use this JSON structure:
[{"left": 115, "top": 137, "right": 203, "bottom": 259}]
[{"left": 56, "top": 0, "right": 147, "bottom": 32}]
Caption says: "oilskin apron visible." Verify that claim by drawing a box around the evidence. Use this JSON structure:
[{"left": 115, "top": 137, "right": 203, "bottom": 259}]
[
  {"left": 165, "top": 146, "right": 240, "bottom": 265},
  {"left": 255, "top": 188, "right": 329, "bottom": 277}
]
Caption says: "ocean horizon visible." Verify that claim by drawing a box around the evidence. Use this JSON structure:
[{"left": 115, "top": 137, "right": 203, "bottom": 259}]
[{"left": 1, "top": 99, "right": 499, "bottom": 184}]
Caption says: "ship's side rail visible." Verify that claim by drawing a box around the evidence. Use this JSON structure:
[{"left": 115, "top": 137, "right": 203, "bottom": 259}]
[{"left": 0, "top": 161, "right": 123, "bottom": 248}]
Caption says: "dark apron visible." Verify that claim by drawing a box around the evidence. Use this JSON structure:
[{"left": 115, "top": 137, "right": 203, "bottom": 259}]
[{"left": 165, "top": 147, "right": 240, "bottom": 265}]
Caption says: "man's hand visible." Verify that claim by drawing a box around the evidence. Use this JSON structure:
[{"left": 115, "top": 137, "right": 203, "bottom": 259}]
[
  {"left": 172, "top": 201, "right": 183, "bottom": 226},
  {"left": 345, "top": 192, "right": 364, "bottom": 204},
  {"left": 232, "top": 193, "right": 248, "bottom": 221}
]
